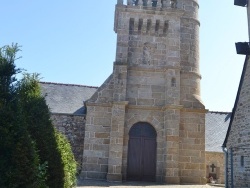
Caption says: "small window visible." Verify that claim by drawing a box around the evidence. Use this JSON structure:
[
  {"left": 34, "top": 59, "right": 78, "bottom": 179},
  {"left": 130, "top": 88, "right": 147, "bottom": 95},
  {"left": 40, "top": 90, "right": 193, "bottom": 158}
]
[
  {"left": 152, "top": 0, "right": 157, "bottom": 7},
  {"left": 155, "top": 20, "right": 160, "bottom": 33},
  {"left": 171, "top": 77, "right": 176, "bottom": 87},
  {"left": 147, "top": 19, "right": 152, "bottom": 32},
  {"left": 241, "top": 156, "right": 244, "bottom": 167},
  {"left": 129, "top": 18, "right": 135, "bottom": 35},
  {"left": 138, "top": 19, "right": 143, "bottom": 34},
  {"left": 132, "top": 0, "right": 139, "bottom": 5},
  {"left": 163, "top": 21, "right": 169, "bottom": 34}
]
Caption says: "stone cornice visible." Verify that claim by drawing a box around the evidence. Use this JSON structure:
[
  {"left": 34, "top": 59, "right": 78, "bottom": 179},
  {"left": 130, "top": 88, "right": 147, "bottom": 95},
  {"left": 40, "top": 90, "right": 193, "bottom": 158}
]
[
  {"left": 116, "top": 5, "right": 185, "bottom": 17},
  {"left": 128, "top": 66, "right": 181, "bottom": 72},
  {"left": 127, "top": 104, "right": 183, "bottom": 111},
  {"left": 87, "top": 101, "right": 129, "bottom": 107},
  {"left": 86, "top": 102, "right": 208, "bottom": 113},
  {"left": 86, "top": 102, "right": 112, "bottom": 107},
  {"left": 164, "top": 105, "right": 183, "bottom": 110},
  {"left": 128, "top": 105, "right": 162, "bottom": 111},
  {"left": 181, "top": 17, "right": 200, "bottom": 27},
  {"left": 180, "top": 70, "right": 202, "bottom": 79},
  {"left": 113, "top": 101, "right": 129, "bottom": 106},
  {"left": 181, "top": 108, "right": 208, "bottom": 113}
]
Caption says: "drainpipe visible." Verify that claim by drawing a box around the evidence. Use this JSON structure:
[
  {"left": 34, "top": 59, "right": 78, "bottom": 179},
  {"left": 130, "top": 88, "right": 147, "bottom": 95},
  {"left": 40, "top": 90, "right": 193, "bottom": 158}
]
[
  {"left": 222, "top": 146, "right": 228, "bottom": 188},
  {"left": 230, "top": 148, "right": 234, "bottom": 188}
]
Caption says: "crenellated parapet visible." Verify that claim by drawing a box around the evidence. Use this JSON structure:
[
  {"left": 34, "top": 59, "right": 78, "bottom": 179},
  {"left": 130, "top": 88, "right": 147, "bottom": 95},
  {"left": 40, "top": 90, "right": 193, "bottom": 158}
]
[
  {"left": 116, "top": 0, "right": 199, "bottom": 22},
  {"left": 117, "top": 0, "right": 178, "bottom": 9}
]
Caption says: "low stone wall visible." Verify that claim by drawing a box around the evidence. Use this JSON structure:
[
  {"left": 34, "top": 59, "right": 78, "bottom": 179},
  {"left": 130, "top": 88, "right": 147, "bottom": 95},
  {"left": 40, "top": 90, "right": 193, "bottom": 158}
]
[{"left": 51, "top": 113, "right": 86, "bottom": 173}]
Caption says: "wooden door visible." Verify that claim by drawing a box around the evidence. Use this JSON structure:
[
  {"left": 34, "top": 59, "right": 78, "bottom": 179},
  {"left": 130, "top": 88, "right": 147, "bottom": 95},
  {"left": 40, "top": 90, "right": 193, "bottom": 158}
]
[{"left": 127, "top": 122, "right": 157, "bottom": 181}]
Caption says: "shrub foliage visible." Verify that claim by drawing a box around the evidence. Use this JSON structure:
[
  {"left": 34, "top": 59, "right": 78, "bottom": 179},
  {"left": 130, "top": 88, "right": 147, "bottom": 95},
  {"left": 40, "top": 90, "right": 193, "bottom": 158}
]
[{"left": 0, "top": 44, "right": 77, "bottom": 187}]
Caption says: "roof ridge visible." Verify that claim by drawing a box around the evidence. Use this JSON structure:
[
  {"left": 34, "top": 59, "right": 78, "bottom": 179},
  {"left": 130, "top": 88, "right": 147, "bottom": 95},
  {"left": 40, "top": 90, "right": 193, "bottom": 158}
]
[
  {"left": 208, "top": 111, "right": 232, "bottom": 114},
  {"left": 39, "top": 81, "right": 98, "bottom": 89}
]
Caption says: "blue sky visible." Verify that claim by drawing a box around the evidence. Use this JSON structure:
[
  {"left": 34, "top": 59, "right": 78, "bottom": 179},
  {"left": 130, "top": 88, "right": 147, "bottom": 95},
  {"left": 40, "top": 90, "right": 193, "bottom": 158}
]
[{"left": 0, "top": 0, "right": 248, "bottom": 112}]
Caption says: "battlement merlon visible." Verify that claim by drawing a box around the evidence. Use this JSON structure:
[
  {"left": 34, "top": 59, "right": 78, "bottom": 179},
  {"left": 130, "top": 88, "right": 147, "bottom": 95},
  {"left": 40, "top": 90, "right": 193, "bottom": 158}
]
[
  {"left": 117, "top": 0, "right": 177, "bottom": 8},
  {"left": 116, "top": 0, "right": 199, "bottom": 12},
  {"left": 116, "top": 0, "right": 199, "bottom": 10},
  {"left": 114, "top": 0, "right": 199, "bottom": 33}
]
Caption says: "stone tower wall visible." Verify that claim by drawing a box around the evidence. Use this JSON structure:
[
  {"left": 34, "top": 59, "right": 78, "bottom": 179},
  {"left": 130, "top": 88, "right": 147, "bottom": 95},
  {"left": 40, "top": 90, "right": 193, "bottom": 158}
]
[
  {"left": 179, "top": 0, "right": 206, "bottom": 184},
  {"left": 180, "top": 0, "right": 202, "bottom": 108},
  {"left": 179, "top": 111, "right": 206, "bottom": 184}
]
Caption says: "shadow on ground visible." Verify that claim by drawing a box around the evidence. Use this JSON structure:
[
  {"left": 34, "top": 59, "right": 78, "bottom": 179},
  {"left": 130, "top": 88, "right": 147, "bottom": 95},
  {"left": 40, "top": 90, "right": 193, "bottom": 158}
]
[
  {"left": 77, "top": 179, "right": 225, "bottom": 188},
  {"left": 77, "top": 179, "right": 165, "bottom": 187}
]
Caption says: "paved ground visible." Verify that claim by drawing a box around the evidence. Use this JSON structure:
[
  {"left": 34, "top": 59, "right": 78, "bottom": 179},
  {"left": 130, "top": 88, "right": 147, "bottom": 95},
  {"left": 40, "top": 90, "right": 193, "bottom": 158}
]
[{"left": 77, "top": 180, "right": 224, "bottom": 188}]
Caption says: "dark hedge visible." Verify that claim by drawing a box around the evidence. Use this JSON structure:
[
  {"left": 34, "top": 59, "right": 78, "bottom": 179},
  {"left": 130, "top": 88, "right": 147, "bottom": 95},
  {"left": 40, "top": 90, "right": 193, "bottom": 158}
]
[{"left": 0, "top": 44, "right": 77, "bottom": 188}]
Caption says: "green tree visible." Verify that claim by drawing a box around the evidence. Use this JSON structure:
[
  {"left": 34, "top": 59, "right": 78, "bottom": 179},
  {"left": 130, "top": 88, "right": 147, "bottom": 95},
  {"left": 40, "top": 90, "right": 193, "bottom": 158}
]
[
  {"left": 0, "top": 44, "right": 77, "bottom": 188},
  {"left": 0, "top": 44, "right": 42, "bottom": 187},
  {"left": 18, "top": 66, "right": 77, "bottom": 188}
]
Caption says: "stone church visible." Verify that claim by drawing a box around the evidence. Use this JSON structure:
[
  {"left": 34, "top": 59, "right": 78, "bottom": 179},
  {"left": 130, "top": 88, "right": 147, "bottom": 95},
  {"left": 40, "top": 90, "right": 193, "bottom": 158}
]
[
  {"left": 81, "top": 0, "right": 205, "bottom": 184},
  {"left": 40, "top": 0, "right": 230, "bottom": 185}
]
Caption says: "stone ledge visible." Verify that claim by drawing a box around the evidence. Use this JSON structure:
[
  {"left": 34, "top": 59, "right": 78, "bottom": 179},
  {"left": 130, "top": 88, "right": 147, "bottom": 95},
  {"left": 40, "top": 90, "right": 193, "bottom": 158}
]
[
  {"left": 128, "top": 104, "right": 183, "bottom": 111},
  {"left": 128, "top": 66, "right": 181, "bottom": 72},
  {"left": 180, "top": 70, "right": 202, "bottom": 79},
  {"left": 113, "top": 101, "right": 129, "bottom": 106},
  {"left": 116, "top": 5, "right": 185, "bottom": 17},
  {"left": 181, "top": 17, "right": 200, "bottom": 26},
  {"left": 181, "top": 108, "right": 208, "bottom": 113},
  {"left": 87, "top": 102, "right": 129, "bottom": 107},
  {"left": 86, "top": 102, "right": 112, "bottom": 107}
]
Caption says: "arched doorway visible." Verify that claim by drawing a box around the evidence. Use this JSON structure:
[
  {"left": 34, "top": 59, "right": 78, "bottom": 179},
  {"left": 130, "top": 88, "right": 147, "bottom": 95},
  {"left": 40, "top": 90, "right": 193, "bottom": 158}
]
[{"left": 127, "top": 122, "right": 157, "bottom": 181}]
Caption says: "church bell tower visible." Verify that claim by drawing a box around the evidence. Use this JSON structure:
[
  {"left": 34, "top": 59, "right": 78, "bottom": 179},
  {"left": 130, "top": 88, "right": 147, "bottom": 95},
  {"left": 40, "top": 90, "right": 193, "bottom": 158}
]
[{"left": 82, "top": 0, "right": 206, "bottom": 184}]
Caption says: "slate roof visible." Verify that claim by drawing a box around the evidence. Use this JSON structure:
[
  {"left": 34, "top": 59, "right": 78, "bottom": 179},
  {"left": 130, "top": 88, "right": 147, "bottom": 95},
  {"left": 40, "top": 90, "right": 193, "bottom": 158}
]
[
  {"left": 205, "top": 111, "right": 231, "bottom": 152},
  {"left": 40, "top": 82, "right": 97, "bottom": 115},
  {"left": 40, "top": 82, "right": 231, "bottom": 152}
]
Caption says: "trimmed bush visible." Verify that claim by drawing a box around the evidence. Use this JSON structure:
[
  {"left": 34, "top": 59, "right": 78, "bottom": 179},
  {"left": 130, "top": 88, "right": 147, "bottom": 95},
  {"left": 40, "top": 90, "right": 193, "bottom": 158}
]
[
  {"left": 18, "top": 74, "right": 77, "bottom": 188},
  {"left": 0, "top": 44, "right": 43, "bottom": 187},
  {"left": 56, "top": 132, "right": 77, "bottom": 188}
]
